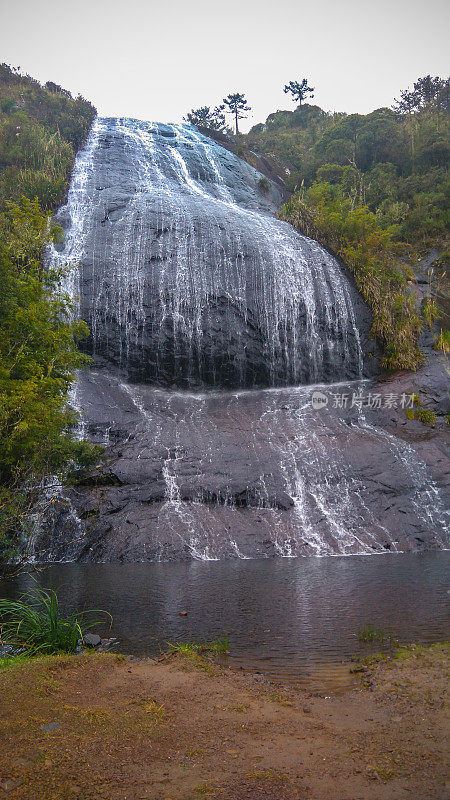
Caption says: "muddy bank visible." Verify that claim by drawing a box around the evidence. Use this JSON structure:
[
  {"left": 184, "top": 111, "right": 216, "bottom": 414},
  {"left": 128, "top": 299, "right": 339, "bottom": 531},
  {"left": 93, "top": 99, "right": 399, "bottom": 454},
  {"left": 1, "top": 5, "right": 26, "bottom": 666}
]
[{"left": 0, "top": 643, "right": 447, "bottom": 799}]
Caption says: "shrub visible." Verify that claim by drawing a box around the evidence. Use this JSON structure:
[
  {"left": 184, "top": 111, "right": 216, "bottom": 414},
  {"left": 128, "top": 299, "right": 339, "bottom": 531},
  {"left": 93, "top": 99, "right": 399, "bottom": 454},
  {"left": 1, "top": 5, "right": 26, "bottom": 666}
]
[
  {"left": 280, "top": 183, "right": 423, "bottom": 371},
  {"left": 257, "top": 176, "right": 270, "bottom": 193},
  {"left": 414, "top": 407, "right": 436, "bottom": 425}
]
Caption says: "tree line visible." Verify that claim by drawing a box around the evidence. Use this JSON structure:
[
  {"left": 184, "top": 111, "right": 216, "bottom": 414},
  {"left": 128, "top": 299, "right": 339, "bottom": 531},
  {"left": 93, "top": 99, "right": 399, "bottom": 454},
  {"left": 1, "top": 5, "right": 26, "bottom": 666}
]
[
  {"left": 276, "top": 75, "right": 449, "bottom": 372},
  {"left": 184, "top": 78, "right": 314, "bottom": 134}
]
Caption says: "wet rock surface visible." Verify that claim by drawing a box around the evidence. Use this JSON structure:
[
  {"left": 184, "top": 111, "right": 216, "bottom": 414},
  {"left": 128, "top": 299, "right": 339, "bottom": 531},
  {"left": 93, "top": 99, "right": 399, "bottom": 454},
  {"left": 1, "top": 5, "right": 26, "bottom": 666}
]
[
  {"left": 50, "top": 118, "right": 374, "bottom": 390},
  {"left": 33, "top": 370, "right": 448, "bottom": 563}
]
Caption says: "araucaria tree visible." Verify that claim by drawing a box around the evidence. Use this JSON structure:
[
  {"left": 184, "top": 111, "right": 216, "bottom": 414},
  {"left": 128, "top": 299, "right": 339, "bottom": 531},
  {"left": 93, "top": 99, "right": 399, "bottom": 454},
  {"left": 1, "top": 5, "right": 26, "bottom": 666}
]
[
  {"left": 184, "top": 105, "right": 226, "bottom": 131},
  {"left": 284, "top": 79, "right": 315, "bottom": 106},
  {"left": 223, "top": 93, "right": 251, "bottom": 135}
]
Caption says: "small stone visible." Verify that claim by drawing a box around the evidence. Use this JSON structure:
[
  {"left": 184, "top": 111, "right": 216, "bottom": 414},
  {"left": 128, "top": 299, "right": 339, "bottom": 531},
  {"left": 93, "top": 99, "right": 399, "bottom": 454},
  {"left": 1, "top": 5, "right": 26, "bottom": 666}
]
[
  {"left": 40, "top": 721, "right": 60, "bottom": 732},
  {"left": 83, "top": 633, "right": 101, "bottom": 648},
  {"left": 99, "top": 637, "right": 117, "bottom": 650},
  {"left": 178, "top": 611, "right": 188, "bottom": 616}
]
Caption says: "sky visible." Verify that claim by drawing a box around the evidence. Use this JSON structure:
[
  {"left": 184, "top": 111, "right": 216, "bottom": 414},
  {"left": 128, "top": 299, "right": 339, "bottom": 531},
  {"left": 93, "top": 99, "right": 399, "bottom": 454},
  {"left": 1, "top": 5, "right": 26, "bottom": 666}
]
[{"left": 1, "top": 0, "right": 449, "bottom": 132}]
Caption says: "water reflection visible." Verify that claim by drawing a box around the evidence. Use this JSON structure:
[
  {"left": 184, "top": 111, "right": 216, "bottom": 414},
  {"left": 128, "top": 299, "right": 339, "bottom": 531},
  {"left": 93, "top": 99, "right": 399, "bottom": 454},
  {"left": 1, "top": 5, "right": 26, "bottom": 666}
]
[{"left": 2, "top": 552, "right": 448, "bottom": 691}]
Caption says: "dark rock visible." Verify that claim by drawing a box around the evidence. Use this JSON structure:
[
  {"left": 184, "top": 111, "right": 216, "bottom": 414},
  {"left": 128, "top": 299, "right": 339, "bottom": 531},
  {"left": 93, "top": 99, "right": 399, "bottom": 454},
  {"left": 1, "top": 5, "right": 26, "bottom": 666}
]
[
  {"left": 83, "top": 633, "right": 101, "bottom": 648},
  {"left": 52, "top": 118, "right": 374, "bottom": 390}
]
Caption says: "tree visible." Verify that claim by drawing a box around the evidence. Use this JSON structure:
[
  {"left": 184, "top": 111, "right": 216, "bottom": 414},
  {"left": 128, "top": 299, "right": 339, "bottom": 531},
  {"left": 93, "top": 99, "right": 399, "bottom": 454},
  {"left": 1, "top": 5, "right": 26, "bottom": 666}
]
[
  {"left": 394, "top": 75, "right": 449, "bottom": 114},
  {"left": 184, "top": 105, "right": 226, "bottom": 131},
  {"left": 394, "top": 75, "right": 450, "bottom": 156},
  {"left": 284, "top": 79, "right": 314, "bottom": 106},
  {"left": 223, "top": 93, "right": 251, "bottom": 135},
  {"left": 0, "top": 198, "right": 100, "bottom": 558}
]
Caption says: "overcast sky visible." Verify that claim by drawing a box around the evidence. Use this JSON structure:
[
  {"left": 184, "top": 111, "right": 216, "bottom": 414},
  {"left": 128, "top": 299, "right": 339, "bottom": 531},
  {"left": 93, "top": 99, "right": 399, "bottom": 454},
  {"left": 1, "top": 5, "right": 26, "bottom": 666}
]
[{"left": 1, "top": 0, "right": 449, "bottom": 132}]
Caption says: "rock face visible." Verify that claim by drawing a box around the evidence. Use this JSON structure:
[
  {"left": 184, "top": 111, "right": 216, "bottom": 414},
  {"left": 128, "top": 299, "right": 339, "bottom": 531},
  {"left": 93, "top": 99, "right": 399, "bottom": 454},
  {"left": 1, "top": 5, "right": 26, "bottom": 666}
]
[
  {"left": 50, "top": 118, "right": 374, "bottom": 389},
  {"left": 34, "top": 371, "right": 448, "bottom": 563},
  {"left": 33, "top": 117, "right": 448, "bottom": 564}
]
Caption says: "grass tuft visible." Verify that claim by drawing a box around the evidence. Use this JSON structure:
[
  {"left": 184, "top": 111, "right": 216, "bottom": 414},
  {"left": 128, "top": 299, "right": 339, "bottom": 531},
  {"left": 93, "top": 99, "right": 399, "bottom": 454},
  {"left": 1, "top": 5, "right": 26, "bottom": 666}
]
[
  {"left": 167, "top": 635, "right": 230, "bottom": 656},
  {"left": 357, "top": 625, "right": 396, "bottom": 644},
  {"left": 0, "top": 584, "right": 109, "bottom": 656}
]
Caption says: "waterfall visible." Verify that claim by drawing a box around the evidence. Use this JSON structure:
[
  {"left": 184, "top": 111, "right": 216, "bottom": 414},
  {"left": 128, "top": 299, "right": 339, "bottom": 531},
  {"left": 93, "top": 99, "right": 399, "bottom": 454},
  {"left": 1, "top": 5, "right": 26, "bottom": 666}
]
[
  {"left": 37, "top": 117, "right": 448, "bottom": 563},
  {"left": 50, "top": 117, "right": 369, "bottom": 389}
]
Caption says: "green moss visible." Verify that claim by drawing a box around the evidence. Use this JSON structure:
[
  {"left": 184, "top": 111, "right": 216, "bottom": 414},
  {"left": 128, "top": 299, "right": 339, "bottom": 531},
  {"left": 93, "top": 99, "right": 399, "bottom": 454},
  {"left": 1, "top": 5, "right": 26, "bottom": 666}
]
[
  {"left": 357, "top": 625, "right": 392, "bottom": 643},
  {"left": 414, "top": 407, "right": 436, "bottom": 425},
  {"left": 404, "top": 394, "right": 437, "bottom": 425}
]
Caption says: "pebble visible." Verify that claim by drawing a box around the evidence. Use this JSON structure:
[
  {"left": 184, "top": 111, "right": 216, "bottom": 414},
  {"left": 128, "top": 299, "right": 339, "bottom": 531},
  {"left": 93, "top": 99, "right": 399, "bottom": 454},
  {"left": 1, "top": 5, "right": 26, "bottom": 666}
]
[{"left": 40, "top": 721, "right": 60, "bottom": 732}]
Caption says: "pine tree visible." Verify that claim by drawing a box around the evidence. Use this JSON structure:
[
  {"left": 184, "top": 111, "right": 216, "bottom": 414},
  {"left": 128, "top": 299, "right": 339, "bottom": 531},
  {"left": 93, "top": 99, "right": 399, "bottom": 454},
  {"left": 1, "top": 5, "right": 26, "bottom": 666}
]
[
  {"left": 223, "top": 93, "right": 251, "bottom": 134},
  {"left": 184, "top": 105, "right": 226, "bottom": 131},
  {"left": 284, "top": 79, "right": 315, "bottom": 106}
]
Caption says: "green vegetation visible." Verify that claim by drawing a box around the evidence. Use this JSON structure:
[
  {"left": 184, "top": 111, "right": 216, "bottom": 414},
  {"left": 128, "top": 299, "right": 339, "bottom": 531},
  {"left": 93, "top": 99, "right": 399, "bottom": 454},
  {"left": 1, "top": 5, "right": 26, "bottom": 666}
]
[
  {"left": 404, "top": 393, "right": 437, "bottom": 425},
  {"left": 422, "top": 296, "right": 441, "bottom": 327},
  {"left": 167, "top": 635, "right": 230, "bottom": 656},
  {"left": 164, "top": 636, "right": 230, "bottom": 675},
  {"left": 245, "top": 75, "right": 450, "bottom": 370},
  {"left": 280, "top": 175, "right": 423, "bottom": 369},
  {"left": 257, "top": 176, "right": 270, "bottom": 193},
  {"left": 0, "top": 63, "right": 95, "bottom": 210},
  {"left": 357, "top": 624, "right": 396, "bottom": 644},
  {"left": 0, "top": 584, "right": 106, "bottom": 655},
  {"left": 243, "top": 75, "right": 449, "bottom": 250},
  {"left": 434, "top": 328, "right": 450, "bottom": 353},
  {"left": 184, "top": 104, "right": 226, "bottom": 132},
  {"left": 0, "top": 65, "right": 98, "bottom": 562}
]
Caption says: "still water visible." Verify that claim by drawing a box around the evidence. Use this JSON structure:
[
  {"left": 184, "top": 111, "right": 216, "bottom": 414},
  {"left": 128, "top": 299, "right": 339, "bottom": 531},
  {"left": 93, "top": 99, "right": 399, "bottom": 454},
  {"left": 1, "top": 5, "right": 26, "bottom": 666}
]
[{"left": 2, "top": 552, "right": 449, "bottom": 691}]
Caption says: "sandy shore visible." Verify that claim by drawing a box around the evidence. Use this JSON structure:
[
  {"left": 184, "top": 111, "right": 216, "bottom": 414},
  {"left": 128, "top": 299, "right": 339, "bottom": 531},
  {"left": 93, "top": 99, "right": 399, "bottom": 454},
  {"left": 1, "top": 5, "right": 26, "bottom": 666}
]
[{"left": 0, "top": 643, "right": 447, "bottom": 799}]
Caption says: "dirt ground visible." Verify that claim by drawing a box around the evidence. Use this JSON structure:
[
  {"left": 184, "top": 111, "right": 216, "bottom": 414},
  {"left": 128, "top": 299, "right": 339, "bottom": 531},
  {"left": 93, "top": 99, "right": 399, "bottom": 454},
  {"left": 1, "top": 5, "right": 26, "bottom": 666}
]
[{"left": 0, "top": 643, "right": 448, "bottom": 800}]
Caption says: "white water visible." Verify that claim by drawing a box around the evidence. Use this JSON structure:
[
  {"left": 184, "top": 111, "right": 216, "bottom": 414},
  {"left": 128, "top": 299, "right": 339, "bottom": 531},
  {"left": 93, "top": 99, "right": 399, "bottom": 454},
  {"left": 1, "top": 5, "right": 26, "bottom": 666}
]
[{"left": 50, "top": 117, "right": 365, "bottom": 388}]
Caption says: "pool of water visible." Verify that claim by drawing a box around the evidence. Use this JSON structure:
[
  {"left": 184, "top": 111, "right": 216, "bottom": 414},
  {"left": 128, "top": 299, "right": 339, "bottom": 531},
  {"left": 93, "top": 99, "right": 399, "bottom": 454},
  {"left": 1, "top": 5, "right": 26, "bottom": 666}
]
[{"left": 2, "top": 552, "right": 449, "bottom": 692}]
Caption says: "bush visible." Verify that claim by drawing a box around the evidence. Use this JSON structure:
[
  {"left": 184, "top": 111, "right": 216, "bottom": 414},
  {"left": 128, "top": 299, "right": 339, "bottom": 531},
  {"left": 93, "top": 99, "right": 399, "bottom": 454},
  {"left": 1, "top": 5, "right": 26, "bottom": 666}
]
[
  {"left": 257, "top": 176, "right": 270, "bottom": 193},
  {"left": 0, "top": 64, "right": 95, "bottom": 212},
  {"left": 421, "top": 297, "right": 441, "bottom": 327},
  {"left": 280, "top": 180, "right": 423, "bottom": 371}
]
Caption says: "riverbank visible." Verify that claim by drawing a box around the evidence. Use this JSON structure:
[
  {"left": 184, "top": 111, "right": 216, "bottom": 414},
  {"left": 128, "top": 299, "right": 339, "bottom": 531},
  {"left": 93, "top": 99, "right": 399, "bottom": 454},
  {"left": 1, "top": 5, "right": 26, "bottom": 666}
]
[{"left": 0, "top": 643, "right": 447, "bottom": 799}]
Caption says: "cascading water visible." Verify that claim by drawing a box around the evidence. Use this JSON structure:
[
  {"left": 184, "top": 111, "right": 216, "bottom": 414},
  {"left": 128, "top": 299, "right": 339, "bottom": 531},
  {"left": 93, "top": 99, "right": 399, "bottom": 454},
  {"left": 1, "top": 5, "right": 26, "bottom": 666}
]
[
  {"left": 37, "top": 117, "right": 448, "bottom": 563},
  {"left": 50, "top": 118, "right": 369, "bottom": 389}
]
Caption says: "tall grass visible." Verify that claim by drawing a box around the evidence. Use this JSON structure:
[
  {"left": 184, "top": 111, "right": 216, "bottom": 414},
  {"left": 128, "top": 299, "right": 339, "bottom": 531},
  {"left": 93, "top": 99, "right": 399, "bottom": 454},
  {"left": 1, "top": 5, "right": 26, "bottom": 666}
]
[{"left": 0, "top": 585, "right": 108, "bottom": 655}]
